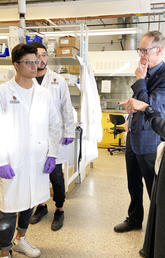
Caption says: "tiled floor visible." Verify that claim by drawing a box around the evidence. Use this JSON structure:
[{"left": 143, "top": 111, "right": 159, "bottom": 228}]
[{"left": 13, "top": 149, "right": 150, "bottom": 258}]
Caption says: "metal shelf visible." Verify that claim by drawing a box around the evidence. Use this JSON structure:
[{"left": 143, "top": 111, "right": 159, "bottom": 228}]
[
  {"left": 95, "top": 73, "right": 135, "bottom": 77},
  {"left": 48, "top": 56, "right": 80, "bottom": 66},
  {"left": 0, "top": 58, "right": 12, "bottom": 65},
  {"left": 0, "top": 56, "right": 80, "bottom": 66}
]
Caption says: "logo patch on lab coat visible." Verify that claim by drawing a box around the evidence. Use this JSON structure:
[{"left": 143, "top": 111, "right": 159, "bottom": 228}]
[
  {"left": 10, "top": 96, "right": 20, "bottom": 104},
  {"left": 51, "top": 77, "right": 59, "bottom": 85}
]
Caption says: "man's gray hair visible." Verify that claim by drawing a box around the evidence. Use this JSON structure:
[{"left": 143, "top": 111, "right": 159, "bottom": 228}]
[{"left": 143, "top": 30, "right": 165, "bottom": 47}]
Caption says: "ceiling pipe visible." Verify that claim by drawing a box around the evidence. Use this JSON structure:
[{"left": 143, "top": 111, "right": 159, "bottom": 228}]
[
  {"left": 0, "top": 0, "right": 69, "bottom": 5},
  {"left": 18, "top": 0, "right": 26, "bottom": 42},
  {"left": 0, "top": 0, "right": 163, "bottom": 6},
  {"left": 0, "top": 18, "right": 165, "bottom": 28},
  {"left": 151, "top": 2, "right": 165, "bottom": 5},
  {"left": 0, "top": 11, "right": 165, "bottom": 25},
  {"left": 24, "top": 13, "right": 165, "bottom": 26},
  {"left": 18, "top": 0, "right": 26, "bottom": 28},
  {"left": 86, "top": 20, "right": 165, "bottom": 27}
]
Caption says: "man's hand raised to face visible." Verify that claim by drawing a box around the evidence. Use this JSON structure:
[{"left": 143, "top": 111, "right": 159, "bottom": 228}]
[{"left": 135, "top": 58, "right": 148, "bottom": 80}]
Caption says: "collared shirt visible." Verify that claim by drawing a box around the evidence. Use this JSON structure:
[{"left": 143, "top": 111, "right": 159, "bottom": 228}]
[{"left": 147, "top": 61, "right": 163, "bottom": 78}]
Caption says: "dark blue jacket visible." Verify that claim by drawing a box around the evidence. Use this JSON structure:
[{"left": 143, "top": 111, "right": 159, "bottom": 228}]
[{"left": 129, "top": 62, "right": 165, "bottom": 154}]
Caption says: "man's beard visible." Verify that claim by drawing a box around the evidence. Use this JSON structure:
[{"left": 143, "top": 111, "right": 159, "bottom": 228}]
[{"left": 37, "top": 62, "right": 47, "bottom": 71}]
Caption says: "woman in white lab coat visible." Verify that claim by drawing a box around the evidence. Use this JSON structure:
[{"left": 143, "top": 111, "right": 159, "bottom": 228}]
[
  {"left": 29, "top": 42, "right": 75, "bottom": 231},
  {"left": 0, "top": 44, "right": 59, "bottom": 258}
]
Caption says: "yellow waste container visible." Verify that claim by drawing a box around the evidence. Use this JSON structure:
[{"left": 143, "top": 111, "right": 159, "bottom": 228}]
[{"left": 98, "top": 112, "right": 126, "bottom": 148}]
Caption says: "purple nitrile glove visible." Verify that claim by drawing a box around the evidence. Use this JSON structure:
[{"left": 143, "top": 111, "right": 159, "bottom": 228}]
[
  {"left": 0, "top": 164, "right": 15, "bottom": 179},
  {"left": 44, "top": 157, "right": 56, "bottom": 174},
  {"left": 62, "top": 137, "right": 74, "bottom": 145}
]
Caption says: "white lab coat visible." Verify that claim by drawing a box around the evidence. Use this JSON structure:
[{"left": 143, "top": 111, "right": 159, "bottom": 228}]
[
  {"left": 79, "top": 61, "right": 102, "bottom": 181},
  {"left": 33, "top": 68, "right": 75, "bottom": 164},
  {"left": 0, "top": 79, "right": 60, "bottom": 212}
]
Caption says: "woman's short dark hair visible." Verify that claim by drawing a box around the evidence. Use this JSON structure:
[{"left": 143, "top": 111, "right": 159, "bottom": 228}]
[{"left": 11, "top": 43, "right": 37, "bottom": 63}]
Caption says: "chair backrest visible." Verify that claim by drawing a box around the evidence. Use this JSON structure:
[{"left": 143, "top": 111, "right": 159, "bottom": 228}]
[{"left": 109, "top": 114, "right": 125, "bottom": 126}]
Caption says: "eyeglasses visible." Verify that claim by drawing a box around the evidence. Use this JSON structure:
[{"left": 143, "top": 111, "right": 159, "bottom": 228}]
[
  {"left": 37, "top": 53, "right": 48, "bottom": 57},
  {"left": 136, "top": 47, "right": 157, "bottom": 55},
  {"left": 17, "top": 60, "right": 40, "bottom": 66}
]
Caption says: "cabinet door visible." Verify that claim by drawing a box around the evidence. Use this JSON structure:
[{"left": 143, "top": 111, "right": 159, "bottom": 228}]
[{"left": 98, "top": 112, "right": 125, "bottom": 148}]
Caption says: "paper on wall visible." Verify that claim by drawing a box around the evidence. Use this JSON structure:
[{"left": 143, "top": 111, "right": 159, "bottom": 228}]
[{"left": 101, "top": 80, "right": 111, "bottom": 93}]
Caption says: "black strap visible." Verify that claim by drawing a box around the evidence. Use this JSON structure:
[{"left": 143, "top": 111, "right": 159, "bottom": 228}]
[{"left": 76, "top": 126, "right": 83, "bottom": 169}]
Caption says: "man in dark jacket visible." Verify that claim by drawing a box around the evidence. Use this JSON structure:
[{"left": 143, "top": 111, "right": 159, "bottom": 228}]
[
  {"left": 120, "top": 97, "right": 165, "bottom": 258},
  {"left": 114, "top": 30, "right": 165, "bottom": 233}
]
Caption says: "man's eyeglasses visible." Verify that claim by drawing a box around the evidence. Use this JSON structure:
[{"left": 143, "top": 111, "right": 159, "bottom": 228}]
[
  {"left": 136, "top": 47, "right": 157, "bottom": 55},
  {"left": 17, "top": 60, "right": 40, "bottom": 66},
  {"left": 37, "top": 53, "right": 48, "bottom": 57}
]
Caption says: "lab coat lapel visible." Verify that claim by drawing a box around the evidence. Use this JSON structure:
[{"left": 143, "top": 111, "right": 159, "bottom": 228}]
[
  {"left": 41, "top": 70, "right": 49, "bottom": 88},
  {"left": 41, "top": 68, "right": 57, "bottom": 88},
  {"left": 29, "top": 81, "right": 40, "bottom": 121},
  {"left": 148, "top": 63, "right": 165, "bottom": 93}
]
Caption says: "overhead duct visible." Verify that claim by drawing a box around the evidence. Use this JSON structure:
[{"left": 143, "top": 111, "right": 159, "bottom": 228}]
[{"left": 124, "top": 16, "right": 138, "bottom": 50}]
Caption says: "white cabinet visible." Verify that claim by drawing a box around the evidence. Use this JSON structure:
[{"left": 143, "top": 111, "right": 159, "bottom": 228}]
[{"left": 88, "top": 50, "right": 139, "bottom": 76}]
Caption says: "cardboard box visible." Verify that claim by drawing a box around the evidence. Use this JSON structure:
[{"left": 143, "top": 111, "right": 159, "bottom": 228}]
[
  {"left": 55, "top": 47, "right": 79, "bottom": 57},
  {"left": 68, "top": 65, "right": 80, "bottom": 74},
  {"left": 59, "top": 36, "right": 80, "bottom": 49}
]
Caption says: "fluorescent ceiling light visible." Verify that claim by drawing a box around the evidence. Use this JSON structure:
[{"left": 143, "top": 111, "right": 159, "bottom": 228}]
[
  {"left": 0, "top": 34, "right": 8, "bottom": 39},
  {"left": 41, "top": 31, "right": 79, "bottom": 37},
  {"left": 88, "top": 28, "right": 137, "bottom": 36},
  {"left": 0, "top": 28, "right": 137, "bottom": 40},
  {"left": 39, "top": 27, "right": 137, "bottom": 37}
]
